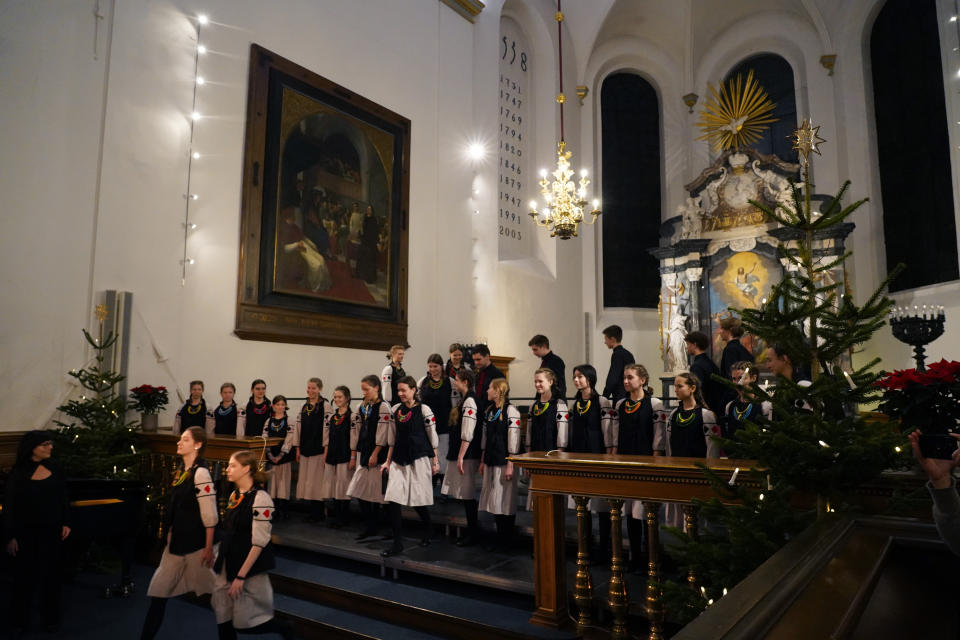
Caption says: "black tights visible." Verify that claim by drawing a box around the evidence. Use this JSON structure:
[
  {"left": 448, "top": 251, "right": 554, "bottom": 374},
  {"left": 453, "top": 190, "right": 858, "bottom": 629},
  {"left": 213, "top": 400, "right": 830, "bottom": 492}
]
[
  {"left": 463, "top": 499, "right": 479, "bottom": 537},
  {"left": 140, "top": 597, "right": 167, "bottom": 640},
  {"left": 218, "top": 618, "right": 295, "bottom": 639},
  {"left": 387, "top": 502, "right": 431, "bottom": 549},
  {"left": 493, "top": 514, "right": 516, "bottom": 547},
  {"left": 627, "top": 515, "right": 646, "bottom": 569},
  {"left": 358, "top": 500, "right": 380, "bottom": 535}
]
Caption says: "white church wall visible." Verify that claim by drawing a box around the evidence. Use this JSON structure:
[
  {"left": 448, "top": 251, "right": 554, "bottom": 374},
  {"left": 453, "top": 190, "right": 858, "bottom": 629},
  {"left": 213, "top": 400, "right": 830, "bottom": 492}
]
[
  {"left": 0, "top": 1, "right": 111, "bottom": 427},
  {"left": 0, "top": 0, "right": 586, "bottom": 429}
]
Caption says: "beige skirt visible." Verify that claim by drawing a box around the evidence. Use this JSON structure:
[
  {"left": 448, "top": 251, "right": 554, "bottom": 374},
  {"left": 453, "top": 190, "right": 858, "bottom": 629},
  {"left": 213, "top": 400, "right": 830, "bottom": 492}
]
[
  {"left": 346, "top": 465, "right": 384, "bottom": 503},
  {"left": 211, "top": 567, "right": 274, "bottom": 629},
  {"left": 320, "top": 462, "right": 352, "bottom": 501},
  {"left": 478, "top": 465, "right": 518, "bottom": 515},
  {"left": 296, "top": 454, "right": 326, "bottom": 500},
  {"left": 440, "top": 458, "right": 479, "bottom": 500},
  {"left": 436, "top": 434, "right": 450, "bottom": 476},
  {"left": 267, "top": 463, "right": 292, "bottom": 500},
  {"left": 384, "top": 458, "right": 434, "bottom": 507},
  {"left": 146, "top": 544, "right": 214, "bottom": 598}
]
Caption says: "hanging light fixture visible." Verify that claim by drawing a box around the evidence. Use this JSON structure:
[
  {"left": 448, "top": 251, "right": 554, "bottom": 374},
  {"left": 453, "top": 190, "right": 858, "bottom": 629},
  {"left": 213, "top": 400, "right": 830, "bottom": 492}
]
[{"left": 528, "top": 0, "right": 600, "bottom": 239}]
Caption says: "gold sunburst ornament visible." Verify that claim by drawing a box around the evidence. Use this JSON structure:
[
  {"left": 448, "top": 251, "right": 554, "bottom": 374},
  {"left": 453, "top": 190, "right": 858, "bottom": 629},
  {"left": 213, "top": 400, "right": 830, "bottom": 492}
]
[{"left": 696, "top": 70, "right": 778, "bottom": 151}]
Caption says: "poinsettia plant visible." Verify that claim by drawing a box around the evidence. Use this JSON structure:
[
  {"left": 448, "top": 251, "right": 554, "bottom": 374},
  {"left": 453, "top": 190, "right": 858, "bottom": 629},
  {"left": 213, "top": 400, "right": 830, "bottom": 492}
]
[
  {"left": 875, "top": 359, "right": 960, "bottom": 434},
  {"left": 129, "top": 384, "right": 169, "bottom": 414}
]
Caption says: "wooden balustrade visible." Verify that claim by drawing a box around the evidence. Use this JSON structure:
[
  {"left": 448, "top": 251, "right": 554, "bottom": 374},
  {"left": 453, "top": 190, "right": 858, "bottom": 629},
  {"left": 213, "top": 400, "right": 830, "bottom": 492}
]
[
  {"left": 141, "top": 433, "right": 283, "bottom": 534},
  {"left": 511, "top": 452, "right": 761, "bottom": 639}
]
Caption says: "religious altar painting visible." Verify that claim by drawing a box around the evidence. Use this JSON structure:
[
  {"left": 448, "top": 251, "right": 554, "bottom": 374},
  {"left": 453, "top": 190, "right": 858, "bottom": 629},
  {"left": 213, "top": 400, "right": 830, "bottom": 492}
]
[
  {"left": 236, "top": 44, "right": 410, "bottom": 350},
  {"left": 708, "top": 251, "right": 779, "bottom": 362},
  {"left": 274, "top": 95, "right": 392, "bottom": 308}
]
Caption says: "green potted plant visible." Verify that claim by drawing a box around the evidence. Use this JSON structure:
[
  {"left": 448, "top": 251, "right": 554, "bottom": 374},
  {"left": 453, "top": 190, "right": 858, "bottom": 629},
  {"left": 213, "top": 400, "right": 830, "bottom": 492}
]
[{"left": 129, "top": 384, "right": 169, "bottom": 432}]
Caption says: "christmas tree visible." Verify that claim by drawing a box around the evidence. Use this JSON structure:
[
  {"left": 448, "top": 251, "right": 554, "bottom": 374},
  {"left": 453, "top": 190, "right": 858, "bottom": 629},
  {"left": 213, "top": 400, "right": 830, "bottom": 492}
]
[
  {"left": 662, "top": 121, "right": 907, "bottom": 623},
  {"left": 52, "top": 304, "right": 141, "bottom": 478}
]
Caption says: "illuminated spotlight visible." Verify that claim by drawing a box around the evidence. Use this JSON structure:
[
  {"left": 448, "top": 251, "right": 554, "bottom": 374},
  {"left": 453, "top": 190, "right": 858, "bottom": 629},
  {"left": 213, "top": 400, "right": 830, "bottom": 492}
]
[
  {"left": 466, "top": 141, "right": 486, "bottom": 161},
  {"left": 192, "top": 152, "right": 201, "bottom": 159},
  {"left": 198, "top": 14, "right": 209, "bottom": 25},
  {"left": 196, "top": 76, "right": 205, "bottom": 85},
  {"left": 191, "top": 111, "right": 201, "bottom": 120},
  {"left": 197, "top": 44, "right": 207, "bottom": 55}
]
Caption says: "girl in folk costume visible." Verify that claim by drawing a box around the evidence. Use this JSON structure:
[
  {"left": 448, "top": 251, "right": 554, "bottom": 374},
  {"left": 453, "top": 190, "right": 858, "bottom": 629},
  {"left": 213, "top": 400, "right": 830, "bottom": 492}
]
[
  {"left": 140, "top": 427, "right": 217, "bottom": 640},
  {"left": 263, "top": 395, "right": 297, "bottom": 517},
  {"left": 173, "top": 380, "right": 208, "bottom": 436},
  {"left": 380, "top": 344, "right": 406, "bottom": 405},
  {"left": 207, "top": 382, "right": 246, "bottom": 437},
  {"left": 526, "top": 368, "right": 570, "bottom": 453},
  {"left": 322, "top": 385, "right": 361, "bottom": 528},
  {"left": 664, "top": 371, "right": 721, "bottom": 528},
  {"left": 212, "top": 450, "right": 294, "bottom": 640},
  {"left": 611, "top": 364, "right": 666, "bottom": 571},
  {"left": 347, "top": 375, "right": 392, "bottom": 540},
  {"left": 295, "top": 378, "right": 332, "bottom": 523},
  {"left": 441, "top": 369, "right": 482, "bottom": 546},
  {"left": 565, "top": 364, "right": 615, "bottom": 562},
  {"left": 721, "top": 361, "right": 773, "bottom": 442},
  {"left": 244, "top": 379, "right": 270, "bottom": 437},
  {"left": 478, "top": 378, "right": 522, "bottom": 551},
  {"left": 419, "top": 353, "right": 455, "bottom": 485},
  {"left": 381, "top": 376, "right": 440, "bottom": 557}
]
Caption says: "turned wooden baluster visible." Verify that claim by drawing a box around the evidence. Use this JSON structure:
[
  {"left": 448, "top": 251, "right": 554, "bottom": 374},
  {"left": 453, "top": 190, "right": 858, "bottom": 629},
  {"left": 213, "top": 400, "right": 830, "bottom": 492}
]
[
  {"left": 213, "top": 460, "right": 229, "bottom": 520},
  {"left": 682, "top": 503, "right": 700, "bottom": 592},
  {"left": 572, "top": 495, "right": 594, "bottom": 629},
  {"left": 645, "top": 501, "right": 664, "bottom": 640},
  {"left": 607, "top": 498, "right": 629, "bottom": 638}
]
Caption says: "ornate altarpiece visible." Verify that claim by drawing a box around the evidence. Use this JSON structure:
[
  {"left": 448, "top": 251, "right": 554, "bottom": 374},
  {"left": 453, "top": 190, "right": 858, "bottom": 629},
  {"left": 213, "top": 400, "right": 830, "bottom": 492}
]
[{"left": 651, "top": 147, "right": 854, "bottom": 374}]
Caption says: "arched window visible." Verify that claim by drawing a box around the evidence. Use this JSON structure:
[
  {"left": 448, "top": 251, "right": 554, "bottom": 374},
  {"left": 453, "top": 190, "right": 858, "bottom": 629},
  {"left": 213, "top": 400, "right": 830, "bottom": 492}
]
[
  {"left": 871, "top": 0, "right": 957, "bottom": 291},
  {"left": 601, "top": 73, "right": 661, "bottom": 308},
  {"left": 725, "top": 54, "right": 798, "bottom": 163}
]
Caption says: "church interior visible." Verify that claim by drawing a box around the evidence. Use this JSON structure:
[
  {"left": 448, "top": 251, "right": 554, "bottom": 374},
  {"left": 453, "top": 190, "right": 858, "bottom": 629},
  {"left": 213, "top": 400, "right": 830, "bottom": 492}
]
[{"left": 2, "top": 0, "right": 960, "bottom": 638}]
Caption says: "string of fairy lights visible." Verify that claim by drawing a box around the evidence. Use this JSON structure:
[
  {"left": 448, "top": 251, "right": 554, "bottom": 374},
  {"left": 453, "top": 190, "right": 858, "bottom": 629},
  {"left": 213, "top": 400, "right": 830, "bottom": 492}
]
[{"left": 180, "top": 12, "right": 210, "bottom": 285}]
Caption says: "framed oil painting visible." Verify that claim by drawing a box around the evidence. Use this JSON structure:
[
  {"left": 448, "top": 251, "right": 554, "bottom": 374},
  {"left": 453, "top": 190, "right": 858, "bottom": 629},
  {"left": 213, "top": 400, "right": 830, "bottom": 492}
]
[
  {"left": 236, "top": 44, "right": 410, "bottom": 349},
  {"left": 707, "top": 250, "right": 780, "bottom": 364}
]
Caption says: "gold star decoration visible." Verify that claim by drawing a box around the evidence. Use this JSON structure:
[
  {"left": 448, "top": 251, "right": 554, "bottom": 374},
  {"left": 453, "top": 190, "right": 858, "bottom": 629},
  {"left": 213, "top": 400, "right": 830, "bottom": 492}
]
[
  {"left": 792, "top": 119, "right": 826, "bottom": 161},
  {"left": 695, "top": 69, "right": 778, "bottom": 152}
]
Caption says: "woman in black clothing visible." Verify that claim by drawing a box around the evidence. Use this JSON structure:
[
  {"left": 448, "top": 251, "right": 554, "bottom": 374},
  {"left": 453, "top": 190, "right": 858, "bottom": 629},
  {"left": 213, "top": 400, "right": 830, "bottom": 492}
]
[
  {"left": 4, "top": 430, "right": 70, "bottom": 635},
  {"left": 213, "top": 450, "right": 292, "bottom": 640},
  {"left": 208, "top": 382, "right": 246, "bottom": 437},
  {"left": 141, "top": 426, "right": 217, "bottom": 639},
  {"left": 173, "top": 379, "right": 207, "bottom": 435},
  {"left": 244, "top": 379, "right": 270, "bottom": 437},
  {"left": 419, "top": 353, "right": 454, "bottom": 485},
  {"left": 357, "top": 204, "right": 380, "bottom": 283}
]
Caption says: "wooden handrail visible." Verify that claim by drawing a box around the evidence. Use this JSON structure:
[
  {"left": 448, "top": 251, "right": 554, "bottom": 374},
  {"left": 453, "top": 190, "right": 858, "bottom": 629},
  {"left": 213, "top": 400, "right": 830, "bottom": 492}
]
[{"left": 511, "top": 452, "right": 761, "bottom": 637}]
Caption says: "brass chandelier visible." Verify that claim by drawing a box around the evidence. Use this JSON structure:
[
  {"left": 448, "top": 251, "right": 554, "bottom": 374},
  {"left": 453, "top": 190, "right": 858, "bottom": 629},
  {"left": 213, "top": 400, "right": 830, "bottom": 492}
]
[{"left": 528, "top": 0, "right": 600, "bottom": 240}]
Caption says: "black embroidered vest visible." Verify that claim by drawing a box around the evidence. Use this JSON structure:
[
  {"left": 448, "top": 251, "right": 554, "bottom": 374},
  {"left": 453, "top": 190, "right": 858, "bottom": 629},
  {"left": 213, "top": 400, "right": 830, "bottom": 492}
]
[
  {"left": 298, "top": 400, "right": 326, "bottom": 457},
  {"left": 214, "top": 487, "right": 275, "bottom": 581},
  {"left": 392, "top": 404, "right": 432, "bottom": 466},
  {"left": 617, "top": 396, "right": 654, "bottom": 456}
]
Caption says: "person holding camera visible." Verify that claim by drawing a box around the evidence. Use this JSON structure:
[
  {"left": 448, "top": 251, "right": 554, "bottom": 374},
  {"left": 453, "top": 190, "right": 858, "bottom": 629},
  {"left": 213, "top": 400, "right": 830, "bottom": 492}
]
[{"left": 908, "top": 429, "right": 960, "bottom": 555}]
